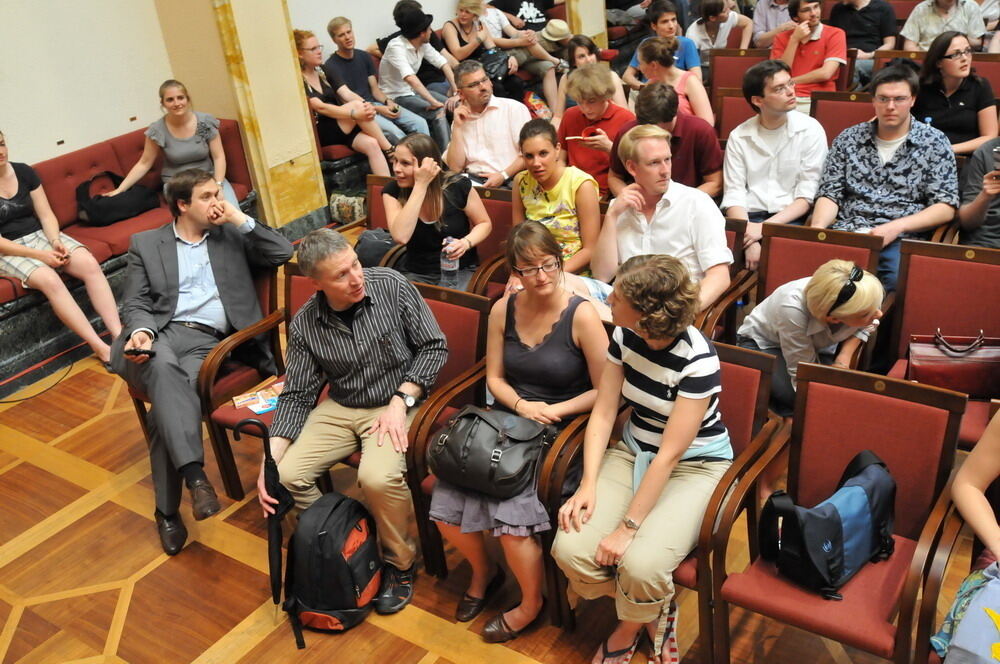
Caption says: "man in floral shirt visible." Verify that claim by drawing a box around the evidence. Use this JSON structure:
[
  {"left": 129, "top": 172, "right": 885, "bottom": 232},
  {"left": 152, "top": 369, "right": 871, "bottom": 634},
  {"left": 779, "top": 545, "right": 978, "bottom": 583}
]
[{"left": 812, "top": 65, "right": 958, "bottom": 291}]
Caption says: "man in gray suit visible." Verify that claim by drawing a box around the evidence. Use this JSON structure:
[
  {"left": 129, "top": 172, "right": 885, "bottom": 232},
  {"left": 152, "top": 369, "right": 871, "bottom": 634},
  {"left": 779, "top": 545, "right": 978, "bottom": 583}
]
[{"left": 111, "top": 168, "right": 294, "bottom": 555}]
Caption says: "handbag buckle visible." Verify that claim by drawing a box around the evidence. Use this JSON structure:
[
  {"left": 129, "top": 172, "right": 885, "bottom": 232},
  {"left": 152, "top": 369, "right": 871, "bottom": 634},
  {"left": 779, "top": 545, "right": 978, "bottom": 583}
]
[{"left": 490, "top": 449, "right": 502, "bottom": 463}]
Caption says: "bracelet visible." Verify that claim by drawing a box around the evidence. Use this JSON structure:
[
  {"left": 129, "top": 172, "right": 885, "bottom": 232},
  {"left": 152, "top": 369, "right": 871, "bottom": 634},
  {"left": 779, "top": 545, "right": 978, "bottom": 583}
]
[
  {"left": 513, "top": 397, "right": 523, "bottom": 413},
  {"left": 349, "top": 109, "right": 355, "bottom": 119},
  {"left": 464, "top": 237, "right": 473, "bottom": 250},
  {"left": 500, "top": 169, "right": 510, "bottom": 181}
]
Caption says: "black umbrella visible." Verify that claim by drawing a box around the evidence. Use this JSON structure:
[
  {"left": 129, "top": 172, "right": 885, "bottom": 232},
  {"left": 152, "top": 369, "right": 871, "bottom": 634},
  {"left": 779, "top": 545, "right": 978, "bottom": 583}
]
[{"left": 234, "top": 418, "right": 295, "bottom": 607}]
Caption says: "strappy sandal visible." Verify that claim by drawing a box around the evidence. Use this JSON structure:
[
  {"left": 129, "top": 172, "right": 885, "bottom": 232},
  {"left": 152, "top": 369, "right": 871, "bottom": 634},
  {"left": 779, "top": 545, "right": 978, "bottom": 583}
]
[
  {"left": 646, "top": 599, "right": 680, "bottom": 664},
  {"left": 590, "top": 630, "right": 642, "bottom": 664}
]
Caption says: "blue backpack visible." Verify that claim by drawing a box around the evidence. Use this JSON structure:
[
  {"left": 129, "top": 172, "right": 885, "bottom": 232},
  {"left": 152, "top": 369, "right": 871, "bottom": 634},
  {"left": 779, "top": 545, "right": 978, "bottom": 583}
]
[{"left": 759, "top": 450, "right": 896, "bottom": 600}]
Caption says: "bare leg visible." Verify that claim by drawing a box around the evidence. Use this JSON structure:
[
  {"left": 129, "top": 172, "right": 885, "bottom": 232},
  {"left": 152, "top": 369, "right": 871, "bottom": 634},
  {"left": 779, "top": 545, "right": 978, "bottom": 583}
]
[
  {"left": 540, "top": 68, "right": 559, "bottom": 113},
  {"left": 63, "top": 248, "right": 121, "bottom": 338},
  {"left": 436, "top": 522, "right": 496, "bottom": 597},
  {"left": 603, "top": 620, "right": 645, "bottom": 656},
  {"left": 338, "top": 115, "right": 393, "bottom": 152},
  {"left": 351, "top": 133, "right": 390, "bottom": 176},
  {"left": 496, "top": 534, "right": 545, "bottom": 631},
  {"left": 26, "top": 265, "right": 111, "bottom": 363}
]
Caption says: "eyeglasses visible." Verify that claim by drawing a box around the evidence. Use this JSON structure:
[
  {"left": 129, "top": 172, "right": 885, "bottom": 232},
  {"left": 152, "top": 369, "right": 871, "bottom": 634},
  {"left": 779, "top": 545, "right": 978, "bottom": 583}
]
[
  {"left": 461, "top": 76, "right": 490, "bottom": 89},
  {"left": 942, "top": 47, "right": 974, "bottom": 60},
  {"left": 305, "top": 45, "right": 323, "bottom": 52},
  {"left": 874, "top": 95, "right": 912, "bottom": 105},
  {"left": 826, "top": 264, "right": 863, "bottom": 317},
  {"left": 512, "top": 260, "right": 560, "bottom": 277}
]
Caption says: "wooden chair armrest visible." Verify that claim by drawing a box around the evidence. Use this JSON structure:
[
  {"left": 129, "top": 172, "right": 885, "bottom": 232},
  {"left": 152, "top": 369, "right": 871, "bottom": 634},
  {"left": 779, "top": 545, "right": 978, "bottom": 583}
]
[
  {"left": 336, "top": 218, "right": 367, "bottom": 235},
  {"left": 913, "top": 504, "right": 964, "bottom": 664},
  {"left": 379, "top": 244, "right": 408, "bottom": 269},
  {"left": 895, "top": 486, "right": 958, "bottom": 662},
  {"left": 536, "top": 413, "right": 591, "bottom": 513},
  {"left": 699, "top": 270, "right": 756, "bottom": 340},
  {"left": 468, "top": 254, "right": 507, "bottom": 296},
  {"left": 197, "top": 308, "right": 286, "bottom": 413},
  {"left": 710, "top": 420, "right": 792, "bottom": 590}
]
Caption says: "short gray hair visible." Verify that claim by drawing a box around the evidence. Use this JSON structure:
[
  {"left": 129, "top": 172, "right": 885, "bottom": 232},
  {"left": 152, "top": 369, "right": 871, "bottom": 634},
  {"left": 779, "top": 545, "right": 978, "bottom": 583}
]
[
  {"left": 297, "top": 229, "right": 351, "bottom": 277},
  {"left": 454, "top": 59, "right": 485, "bottom": 86}
]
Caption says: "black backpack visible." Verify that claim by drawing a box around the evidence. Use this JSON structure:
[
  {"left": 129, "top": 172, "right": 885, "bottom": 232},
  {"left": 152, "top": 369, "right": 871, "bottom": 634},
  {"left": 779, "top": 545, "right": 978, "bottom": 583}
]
[
  {"left": 283, "top": 491, "right": 382, "bottom": 647},
  {"left": 75, "top": 171, "right": 160, "bottom": 226},
  {"left": 759, "top": 450, "right": 896, "bottom": 600}
]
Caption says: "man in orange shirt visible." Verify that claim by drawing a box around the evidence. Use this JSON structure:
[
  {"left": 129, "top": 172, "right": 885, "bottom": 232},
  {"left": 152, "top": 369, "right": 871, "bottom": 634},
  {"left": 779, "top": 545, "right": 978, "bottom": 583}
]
[{"left": 771, "top": 0, "right": 847, "bottom": 113}]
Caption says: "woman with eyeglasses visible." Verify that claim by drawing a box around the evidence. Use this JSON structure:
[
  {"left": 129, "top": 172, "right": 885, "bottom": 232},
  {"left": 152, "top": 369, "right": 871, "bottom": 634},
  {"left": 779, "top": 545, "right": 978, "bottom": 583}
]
[
  {"left": 736, "top": 259, "right": 884, "bottom": 416},
  {"left": 913, "top": 31, "right": 998, "bottom": 155},
  {"left": 294, "top": 29, "right": 393, "bottom": 176},
  {"left": 429, "top": 221, "right": 608, "bottom": 642},
  {"left": 382, "top": 133, "right": 492, "bottom": 288}
]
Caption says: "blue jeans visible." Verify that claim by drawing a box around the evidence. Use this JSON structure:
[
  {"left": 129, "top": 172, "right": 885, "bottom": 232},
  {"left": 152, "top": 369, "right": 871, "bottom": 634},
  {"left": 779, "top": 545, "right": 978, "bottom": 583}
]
[
  {"left": 877, "top": 238, "right": 901, "bottom": 293},
  {"left": 374, "top": 103, "right": 428, "bottom": 144},
  {"left": 393, "top": 91, "right": 451, "bottom": 150}
]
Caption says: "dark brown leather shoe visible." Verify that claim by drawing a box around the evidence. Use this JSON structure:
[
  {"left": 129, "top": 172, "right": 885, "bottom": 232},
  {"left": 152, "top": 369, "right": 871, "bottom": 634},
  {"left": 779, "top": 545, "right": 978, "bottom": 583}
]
[
  {"left": 155, "top": 511, "right": 187, "bottom": 555},
  {"left": 188, "top": 478, "right": 221, "bottom": 521},
  {"left": 481, "top": 602, "right": 545, "bottom": 643},
  {"left": 456, "top": 567, "right": 506, "bottom": 622}
]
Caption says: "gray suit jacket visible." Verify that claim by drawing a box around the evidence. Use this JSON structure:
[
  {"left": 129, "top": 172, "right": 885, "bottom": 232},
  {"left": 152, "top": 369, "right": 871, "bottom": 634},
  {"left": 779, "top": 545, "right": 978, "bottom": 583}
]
[{"left": 119, "top": 219, "right": 294, "bottom": 373}]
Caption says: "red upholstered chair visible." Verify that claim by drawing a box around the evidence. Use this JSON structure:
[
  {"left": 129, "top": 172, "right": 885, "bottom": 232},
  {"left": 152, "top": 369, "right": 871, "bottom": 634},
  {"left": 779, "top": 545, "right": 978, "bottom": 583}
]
[
  {"left": 885, "top": 0, "right": 922, "bottom": 23},
  {"left": 810, "top": 90, "right": 874, "bottom": 146},
  {"left": 886, "top": 240, "right": 1000, "bottom": 450},
  {"left": 714, "top": 88, "right": 755, "bottom": 146},
  {"left": 127, "top": 268, "right": 283, "bottom": 501},
  {"left": 836, "top": 49, "right": 858, "bottom": 91},
  {"left": 873, "top": 49, "right": 926, "bottom": 74},
  {"left": 972, "top": 53, "right": 1000, "bottom": 93},
  {"left": 711, "top": 363, "right": 966, "bottom": 664},
  {"left": 708, "top": 49, "right": 769, "bottom": 116},
  {"left": 698, "top": 219, "right": 752, "bottom": 343},
  {"left": 538, "top": 343, "right": 782, "bottom": 659}
]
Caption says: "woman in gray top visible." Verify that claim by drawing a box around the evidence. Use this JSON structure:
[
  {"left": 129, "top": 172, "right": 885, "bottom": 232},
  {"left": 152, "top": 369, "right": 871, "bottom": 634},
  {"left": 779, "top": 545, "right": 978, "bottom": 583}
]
[{"left": 107, "top": 80, "right": 240, "bottom": 207}]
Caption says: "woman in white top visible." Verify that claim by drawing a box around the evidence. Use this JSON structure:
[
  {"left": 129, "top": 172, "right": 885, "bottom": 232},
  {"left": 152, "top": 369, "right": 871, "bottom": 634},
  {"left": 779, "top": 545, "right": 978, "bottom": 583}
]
[{"left": 686, "top": 0, "right": 752, "bottom": 60}]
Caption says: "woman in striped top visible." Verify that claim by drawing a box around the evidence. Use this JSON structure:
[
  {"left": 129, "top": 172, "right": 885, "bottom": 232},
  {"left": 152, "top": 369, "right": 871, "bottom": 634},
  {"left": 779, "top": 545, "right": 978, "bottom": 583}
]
[{"left": 552, "top": 254, "right": 731, "bottom": 664}]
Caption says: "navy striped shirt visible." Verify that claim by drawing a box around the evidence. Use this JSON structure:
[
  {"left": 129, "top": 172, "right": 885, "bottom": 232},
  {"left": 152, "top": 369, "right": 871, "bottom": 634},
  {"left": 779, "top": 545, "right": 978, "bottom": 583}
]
[{"left": 609, "top": 325, "right": 731, "bottom": 459}]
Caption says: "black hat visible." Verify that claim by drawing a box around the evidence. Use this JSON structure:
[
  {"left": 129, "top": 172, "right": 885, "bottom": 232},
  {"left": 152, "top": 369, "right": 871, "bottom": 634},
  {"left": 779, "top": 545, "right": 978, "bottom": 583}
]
[{"left": 397, "top": 6, "right": 434, "bottom": 39}]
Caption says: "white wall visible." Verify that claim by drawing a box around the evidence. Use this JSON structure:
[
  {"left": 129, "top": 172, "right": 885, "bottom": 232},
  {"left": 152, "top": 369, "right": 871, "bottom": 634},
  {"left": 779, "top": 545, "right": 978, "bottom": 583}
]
[
  {"left": 1, "top": 0, "right": 173, "bottom": 164},
  {"left": 287, "top": 0, "right": 458, "bottom": 59}
]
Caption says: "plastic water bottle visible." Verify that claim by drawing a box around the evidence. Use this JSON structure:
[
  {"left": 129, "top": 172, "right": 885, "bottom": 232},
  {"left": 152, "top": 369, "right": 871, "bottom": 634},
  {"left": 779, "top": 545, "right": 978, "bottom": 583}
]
[{"left": 440, "top": 237, "right": 459, "bottom": 289}]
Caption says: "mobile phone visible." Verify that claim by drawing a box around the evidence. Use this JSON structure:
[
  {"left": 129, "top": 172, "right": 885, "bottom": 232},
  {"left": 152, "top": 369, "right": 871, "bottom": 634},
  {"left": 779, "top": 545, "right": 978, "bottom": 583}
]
[
  {"left": 124, "top": 348, "right": 156, "bottom": 358},
  {"left": 992, "top": 145, "right": 1000, "bottom": 171}
]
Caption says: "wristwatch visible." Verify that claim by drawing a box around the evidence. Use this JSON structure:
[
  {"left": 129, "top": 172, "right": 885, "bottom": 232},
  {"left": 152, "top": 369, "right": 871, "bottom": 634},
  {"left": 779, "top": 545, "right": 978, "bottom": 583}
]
[
  {"left": 622, "top": 516, "right": 641, "bottom": 531},
  {"left": 394, "top": 391, "right": 416, "bottom": 408}
]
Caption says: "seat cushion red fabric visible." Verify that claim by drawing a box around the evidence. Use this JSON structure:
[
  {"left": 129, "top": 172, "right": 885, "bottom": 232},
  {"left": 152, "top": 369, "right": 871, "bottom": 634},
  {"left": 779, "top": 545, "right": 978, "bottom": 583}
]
[
  {"left": 106, "top": 129, "right": 165, "bottom": 191},
  {"left": 65, "top": 206, "right": 173, "bottom": 255},
  {"left": 321, "top": 145, "right": 356, "bottom": 161},
  {"left": 33, "top": 142, "right": 124, "bottom": 227},
  {"left": 0, "top": 277, "right": 23, "bottom": 305},
  {"left": 673, "top": 553, "right": 698, "bottom": 589},
  {"left": 721, "top": 535, "right": 917, "bottom": 658},
  {"left": 960, "top": 400, "right": 991, "bottom": 450}
]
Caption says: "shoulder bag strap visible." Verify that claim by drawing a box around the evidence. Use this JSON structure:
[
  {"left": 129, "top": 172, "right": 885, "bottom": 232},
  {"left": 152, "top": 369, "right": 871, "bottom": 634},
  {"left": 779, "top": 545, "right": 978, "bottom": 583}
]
[
  {"left": 837, "top": 450, "right": 886, "bottom": 489},
  {"left": 759, "top": 490, "right": 797, "bottom": 561}
]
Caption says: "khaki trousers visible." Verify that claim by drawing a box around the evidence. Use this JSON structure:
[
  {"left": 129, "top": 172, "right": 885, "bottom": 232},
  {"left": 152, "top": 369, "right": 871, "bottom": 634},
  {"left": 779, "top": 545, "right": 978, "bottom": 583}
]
[
  {"left": 277, "top": 399, "right": 418, "bottom": 569},
  {"left": 551, "top": 443, "right": 730, "bottom": 623}
]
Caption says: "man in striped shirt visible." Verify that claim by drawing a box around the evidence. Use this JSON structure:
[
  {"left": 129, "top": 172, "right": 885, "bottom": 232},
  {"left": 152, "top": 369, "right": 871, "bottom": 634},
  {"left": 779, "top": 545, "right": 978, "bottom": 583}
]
[{"left": 259, "top": 229, "right": 447, "bottom": 615}]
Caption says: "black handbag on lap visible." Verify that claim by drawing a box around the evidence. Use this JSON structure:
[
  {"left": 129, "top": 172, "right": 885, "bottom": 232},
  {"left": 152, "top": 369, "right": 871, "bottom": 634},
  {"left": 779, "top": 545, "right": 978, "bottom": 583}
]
[
  {"left": 76, "top": 171, "right": 160, "bottom": 226},
  {"left": 427, "top": 405, "right": 557, "bottom": 499}
]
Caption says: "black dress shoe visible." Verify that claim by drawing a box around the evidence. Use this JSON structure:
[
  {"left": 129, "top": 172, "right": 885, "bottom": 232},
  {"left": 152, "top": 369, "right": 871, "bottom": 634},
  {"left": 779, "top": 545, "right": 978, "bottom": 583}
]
[
  {"left": 155, "top": 511, "right": 188, "bottom": 555},
  {"left": 456, "top": 567, "right": 506, "bottom": 622},
  {"left": 188, "top": 478, "right": 221, "bottom": 521}
]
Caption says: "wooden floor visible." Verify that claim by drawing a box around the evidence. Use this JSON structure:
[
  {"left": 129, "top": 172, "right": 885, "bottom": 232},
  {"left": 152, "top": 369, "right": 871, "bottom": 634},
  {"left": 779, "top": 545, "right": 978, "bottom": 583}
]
[{"left": 0, "top": 357, "right": 973, "bottom": 664}]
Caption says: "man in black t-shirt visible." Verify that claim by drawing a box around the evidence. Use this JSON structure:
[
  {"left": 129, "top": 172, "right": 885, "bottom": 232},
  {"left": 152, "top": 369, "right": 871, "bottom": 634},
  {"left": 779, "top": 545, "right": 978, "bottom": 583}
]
[
  {"left": 325, "top": 17, "right": 429, "bottom": 143},
  {"left": 828, "top": 0, "right": 896, "bottom": 84},
  {"left": 489, "top": 0, "right": 563, "bottom": 32}
]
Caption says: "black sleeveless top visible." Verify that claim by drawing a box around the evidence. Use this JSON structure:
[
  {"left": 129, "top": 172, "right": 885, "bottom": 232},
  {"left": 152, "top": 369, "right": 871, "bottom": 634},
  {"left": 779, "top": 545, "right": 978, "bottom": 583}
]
[
  {"left": 447, "top": 20, "right": 488, "bottom": 61},
  {"left": 503, "top": 294, "right": 592, "bottom": 404}
]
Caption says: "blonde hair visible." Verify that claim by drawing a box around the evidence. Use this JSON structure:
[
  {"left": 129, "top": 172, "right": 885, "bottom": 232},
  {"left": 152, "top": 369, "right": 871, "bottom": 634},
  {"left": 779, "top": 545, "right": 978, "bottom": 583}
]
[
  {"left": 616, "top": 255, "right": 699, "bottom": 339},
  {"left": 457, "top": 0, "right": 485, "bottom": 15},
  {"left": 566, "top": 63, "right": 616, "bottom": 102},
  {"left": 617, "top": 124, "right": 672, "bottom": 166},
  {"left": 327, "top": 17, "right": 351, "bottom": 38},
  {"left": 804, "top": 259, "right": 885, "bottom": 320}
]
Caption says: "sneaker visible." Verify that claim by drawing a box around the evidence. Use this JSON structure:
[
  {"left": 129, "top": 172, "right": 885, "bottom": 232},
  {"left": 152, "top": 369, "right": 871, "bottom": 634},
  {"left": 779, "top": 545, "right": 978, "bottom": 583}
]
[{"left": 374, "top": 563, "right": 416, "bottom": 614}]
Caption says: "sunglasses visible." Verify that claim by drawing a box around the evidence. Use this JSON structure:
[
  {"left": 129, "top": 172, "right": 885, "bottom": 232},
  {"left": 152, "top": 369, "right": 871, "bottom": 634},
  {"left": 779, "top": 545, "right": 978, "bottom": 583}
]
[{"left": 827, "top": 265, "right": 863, "bottom": 317}]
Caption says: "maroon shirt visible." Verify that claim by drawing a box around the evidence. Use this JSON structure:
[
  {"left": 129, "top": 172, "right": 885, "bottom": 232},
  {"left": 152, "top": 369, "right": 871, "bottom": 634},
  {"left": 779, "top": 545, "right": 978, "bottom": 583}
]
[{"left": 609, "top": 112, "right": 723, "bottom": 189}]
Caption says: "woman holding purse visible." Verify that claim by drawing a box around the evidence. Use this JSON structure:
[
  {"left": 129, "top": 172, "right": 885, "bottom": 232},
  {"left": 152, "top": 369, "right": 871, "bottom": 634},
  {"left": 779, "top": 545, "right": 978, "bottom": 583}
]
[{"left": 429, "top": 221, "right": 607, "bottom": 641}]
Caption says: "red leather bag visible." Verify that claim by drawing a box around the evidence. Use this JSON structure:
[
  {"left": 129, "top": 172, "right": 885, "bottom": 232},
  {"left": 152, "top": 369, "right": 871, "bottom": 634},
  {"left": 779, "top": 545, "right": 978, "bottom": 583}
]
[{"left": 907, "top": 330, "right": 1000, "bottom": 399}]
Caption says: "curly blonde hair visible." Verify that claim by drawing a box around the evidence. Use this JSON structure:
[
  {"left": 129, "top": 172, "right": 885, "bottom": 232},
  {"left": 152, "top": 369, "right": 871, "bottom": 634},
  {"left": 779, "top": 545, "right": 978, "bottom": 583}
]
[{"left": 615, "top": 254, "right": 699, "bottom": 339}]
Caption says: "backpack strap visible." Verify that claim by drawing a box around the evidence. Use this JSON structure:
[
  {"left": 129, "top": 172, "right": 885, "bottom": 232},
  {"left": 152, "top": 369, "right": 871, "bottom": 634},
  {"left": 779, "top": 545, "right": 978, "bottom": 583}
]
[
  {"left": 837, "top": 450, "right": 886, "bottom": 489},
  {"left": 288, "top": 612, "right": 306, "bottom": 649},
  {"left": 759, "top": 490, "right": 797, "bottom": 562}
]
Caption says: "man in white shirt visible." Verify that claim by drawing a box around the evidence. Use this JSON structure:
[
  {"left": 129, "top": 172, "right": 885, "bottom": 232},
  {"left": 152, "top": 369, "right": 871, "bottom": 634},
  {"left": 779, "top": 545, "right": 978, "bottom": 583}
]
[
  {"left": 481, "top": 4, "right": 563, "bottom": 108},
  {"left": 593, "top": 124, "right": 732, "bottom": 312},
  {"left": 379, "top": 7, "right": 458, "bottom": 149},
  {"left": 722, "top": 60, "right": 827, "bottom": 268},
  {"left": 445, "top": 60, "right": 531, "bottom": 188}
]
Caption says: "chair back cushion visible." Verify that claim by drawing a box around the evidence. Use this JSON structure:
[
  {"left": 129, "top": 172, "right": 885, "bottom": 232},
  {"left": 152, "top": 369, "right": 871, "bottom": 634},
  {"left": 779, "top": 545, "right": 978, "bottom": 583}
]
[
  {"left": 33, "top": 141, "right": 124, "bottom": 227},
  {"left": 477, "top": 189, "right": 513, "bottom": 262},
  {"left": 367, "top": 176, "right": 389, "bottom": 229},
  {"left": 287, "top": 271, "right": 317, "bottom": 318},
  {"left": 217, "top": 119, "right": 253, "bottom": 190},
  {"left": 810, "top": 92, "right": 874, "bottom": 146},
  {"left": 760, "top": 232, "right": 879, "bottom": 299},
  {"left": 416, "top": 284, "right": 490, "bottom": 388},
  {"left": 107, "top": 129, "right": 165, "bottom": 191},
  {"left": 709, "top": 50, "right": 769, "bottom": 95},
  {"left": 718, "top": 360, "right": 763, "bottom": 454},
  {"left": 716, "top": 91, "right": 755, "bottom": 142}
]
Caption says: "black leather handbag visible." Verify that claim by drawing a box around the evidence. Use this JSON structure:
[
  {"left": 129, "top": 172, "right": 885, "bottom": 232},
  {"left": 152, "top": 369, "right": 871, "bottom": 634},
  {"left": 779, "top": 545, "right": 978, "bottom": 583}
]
[
  {"left": 427, "top": 405, "right": 557, "bottom": 499},
  {"left": 76, "top": 171, "right": 160, "bottom": 226},
  {"left": 478, "top": 48, "right": 510, "bottom": 83}
]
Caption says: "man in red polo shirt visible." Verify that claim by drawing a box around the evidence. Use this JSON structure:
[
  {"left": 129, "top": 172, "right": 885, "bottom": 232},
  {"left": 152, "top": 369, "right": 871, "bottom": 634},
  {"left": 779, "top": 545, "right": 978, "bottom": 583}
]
[
  {"left": 556, "top": 63, "right": 636, "bottom": 197},
  {"left": 771, "top": 0, "right": 846, "bottom": 112},
  {"left": 608, "top": 82, "right": 723, "bottom": 198}
]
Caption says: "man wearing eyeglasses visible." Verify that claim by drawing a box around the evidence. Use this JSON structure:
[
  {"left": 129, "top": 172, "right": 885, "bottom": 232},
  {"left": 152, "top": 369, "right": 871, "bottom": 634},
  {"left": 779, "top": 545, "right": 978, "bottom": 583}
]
[
  {"left": 445, "top": 60, "right": 530, "bottom": 188},
  {"left": 593, "top": 124, "right": 732, "bottom": 313},
  {"left": 812, "top": 65, "right": 959, "bottom": 291}
]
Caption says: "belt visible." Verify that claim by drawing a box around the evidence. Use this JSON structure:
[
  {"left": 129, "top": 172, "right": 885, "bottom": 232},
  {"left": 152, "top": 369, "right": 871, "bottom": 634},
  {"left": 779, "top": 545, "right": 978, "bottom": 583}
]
[{"left": 174, "top": 321, "right": 226, "bottom": 340}]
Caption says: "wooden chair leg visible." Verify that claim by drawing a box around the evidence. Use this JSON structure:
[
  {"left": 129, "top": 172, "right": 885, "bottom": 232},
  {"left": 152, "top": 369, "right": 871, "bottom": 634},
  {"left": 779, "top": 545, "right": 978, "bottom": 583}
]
[
  {"left": 696, "top": 588, "right": 715, "bottom": 664},
  {"left": 206, "top": 422, "right": 245, "bottom": 500},
  {"left": 413, "top": 491, "right": 448, "bottom": 578}
]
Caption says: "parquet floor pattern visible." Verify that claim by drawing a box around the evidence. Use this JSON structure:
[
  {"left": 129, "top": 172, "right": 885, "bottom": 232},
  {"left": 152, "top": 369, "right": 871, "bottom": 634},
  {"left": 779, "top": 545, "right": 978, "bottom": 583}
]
[{"left": 0, "top": 359, "right": 972, "bottom": 664}]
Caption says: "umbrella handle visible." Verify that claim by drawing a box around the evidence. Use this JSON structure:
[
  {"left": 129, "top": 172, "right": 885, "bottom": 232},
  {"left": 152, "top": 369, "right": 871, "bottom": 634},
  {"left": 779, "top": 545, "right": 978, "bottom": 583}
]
[{"left": 233, "top": 418, "right": 274, "bottom": 459}]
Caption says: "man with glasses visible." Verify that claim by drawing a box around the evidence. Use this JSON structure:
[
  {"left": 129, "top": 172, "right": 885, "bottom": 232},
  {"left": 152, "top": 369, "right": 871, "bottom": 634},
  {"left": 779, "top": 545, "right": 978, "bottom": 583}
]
[
  {"left": 445, "top": 60, "right": 530, "bottom": 188},
  {"left": 771, "top": 0, "right": 847, "bottom": 113},
  {"left": 593, "top": 124, "right": 732, "bottom": 312},
  {"left": 722, "top": 60, "right": 827, "bottom": 269},
  {"left": 902, "top": 0, "right": 985, "bottom": 50},
  {"left": 812, "top": 65, "right": 959, "bottom": 291}
]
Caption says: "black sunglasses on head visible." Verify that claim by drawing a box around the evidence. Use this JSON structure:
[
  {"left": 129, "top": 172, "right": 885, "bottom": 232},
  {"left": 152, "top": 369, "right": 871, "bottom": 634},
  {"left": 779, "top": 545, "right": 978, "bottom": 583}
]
[{"left": 827, "top": 264, "right": 864, "bottom": 317}]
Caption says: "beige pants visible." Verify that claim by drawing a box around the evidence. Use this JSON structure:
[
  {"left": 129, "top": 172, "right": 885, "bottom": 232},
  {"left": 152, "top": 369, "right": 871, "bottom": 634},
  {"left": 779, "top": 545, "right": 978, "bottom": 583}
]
[
  {"left": 277, "top": 398, "right": 418, "bottom": 569},
  {"left": 551, "top": 443, "right": 730, "bottom": 623}
]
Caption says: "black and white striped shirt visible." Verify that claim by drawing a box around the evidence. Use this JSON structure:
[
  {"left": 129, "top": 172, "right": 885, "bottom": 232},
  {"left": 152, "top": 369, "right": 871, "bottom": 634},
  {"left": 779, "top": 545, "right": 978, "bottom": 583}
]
[
  {"left": 270, "top": 268, "right": 448, "bottom": 440},
  {"left": 609, "top": 325, "right": 731, "bottom": 459}
]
